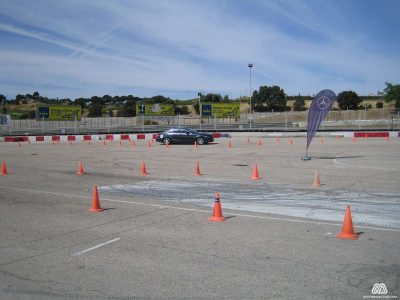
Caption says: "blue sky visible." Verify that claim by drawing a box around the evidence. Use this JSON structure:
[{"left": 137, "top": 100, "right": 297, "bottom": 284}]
[{"left": 0, "top": 0, "right": 399, "bottom": 100}]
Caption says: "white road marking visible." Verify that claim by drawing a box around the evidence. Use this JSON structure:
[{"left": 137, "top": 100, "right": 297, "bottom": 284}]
[
  {"left": 333, "top": 158, "right": 395, "bottom": 171},
  {"left": 1, "top": 186, "right": 400, "bottom": 233},
  {"left": 72, "top": 237, "right": 121, "bottom": 256}
]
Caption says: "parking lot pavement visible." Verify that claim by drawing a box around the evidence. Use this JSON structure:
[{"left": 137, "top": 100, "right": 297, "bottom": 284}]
[{"left": 0, "top": 138, "right": 399, "bottom": 299}]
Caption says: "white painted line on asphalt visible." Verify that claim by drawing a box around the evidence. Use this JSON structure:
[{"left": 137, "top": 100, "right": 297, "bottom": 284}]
[
  {"left": 72, "top": 237, "right": 121, "bottom": 256},
  {"left": 1, "top": 186, "right": 400, "bottom": 233},
  {"left": 333, "top": 158, "right": 395, "bottom": 171}
]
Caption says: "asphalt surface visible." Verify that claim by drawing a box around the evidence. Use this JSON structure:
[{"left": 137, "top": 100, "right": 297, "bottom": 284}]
[{"left": 0, "top": 137, "right": 399, "bottom": 299}]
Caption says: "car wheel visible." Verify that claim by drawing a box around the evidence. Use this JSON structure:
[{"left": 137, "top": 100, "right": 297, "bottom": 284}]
[
  {"left": 196, "top": 137, "right": 205, "bottom": 145},
  {"left": 163, "top": 137, "right": 171, "bottom": 145}
]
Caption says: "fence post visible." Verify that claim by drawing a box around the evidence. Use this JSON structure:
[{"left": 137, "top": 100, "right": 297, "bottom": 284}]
[{"left": 285, "top": 111, "right": 288, "bottom": 130}]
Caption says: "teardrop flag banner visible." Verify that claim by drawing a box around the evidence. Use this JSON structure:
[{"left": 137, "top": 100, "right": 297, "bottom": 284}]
[{"left": 305, "top": 89, "right": 337, "bottom": 158}]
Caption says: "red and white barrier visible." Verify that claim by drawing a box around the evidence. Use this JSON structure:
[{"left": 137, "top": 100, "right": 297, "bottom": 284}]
[
  {"left": 1, "top": 131, "right": 398, "bottom": 143},
  {"left": 0, "top": 133, "right": 224, "bottom": 143}
]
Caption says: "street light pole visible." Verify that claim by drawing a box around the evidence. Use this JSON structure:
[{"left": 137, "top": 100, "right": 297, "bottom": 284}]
[
  {"left": 198, "top": 92, "right": 202, "bottom": 130},
  {"left": 248, "top": 63, "right": 253, "bottom": 128}
]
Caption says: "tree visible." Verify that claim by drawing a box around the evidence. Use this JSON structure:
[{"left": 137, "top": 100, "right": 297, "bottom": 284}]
[
  {"left": 384, "top": 82, "right": 400, "bottom": 109},
  {"left": 74, "top": 98, "right": 87, "bottom": 109},
  {"left": 174, "top": 105, "right": 190, "bottom": 115},
  {"left": 376, "top": 101, "right": 383, "bottom": 109},
  {"left": 0, "top": 94, "right": 6, "bottom": 104},
  {"left": 117, "top": 100, "right": 136, "bottom": 117},
  {"left": 88, "top": 103, "right": 103, "bottom": 117},
  {"left": 91, "top": 96, "right": 104, "bottom": 105},
  {"left": 15, "top": 94, "right": 25, "bottom": 102},
  {"left": 337, "top": 91, "right": 362, "bottom": 110},
  {"left": 203, "top": 93, "right": 222, "bottom": 103},
  {"left": 293, "top": 95, "right": 306, "bottom": 111},
  {"left": 253, "top": 85, "right": 286, "bottom": 112},
  {"left": 33, "top": 91, "right": 40, "bottom": 99}
]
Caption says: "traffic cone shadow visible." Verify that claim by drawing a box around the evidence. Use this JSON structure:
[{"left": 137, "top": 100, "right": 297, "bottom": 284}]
[
  {"left": 337, "top": 206, "right": 359, "bottom": 240},
  {"left": 89, "top": 186, "right": 104, "bottom": 212},
  {"left": 208, "top": 193, "right": 225, "bottom": 222}
]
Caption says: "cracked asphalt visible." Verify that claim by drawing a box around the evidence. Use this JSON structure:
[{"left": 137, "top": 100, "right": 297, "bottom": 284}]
[{"left": 0, "top": 137, "right": 399, "bottom": 299}]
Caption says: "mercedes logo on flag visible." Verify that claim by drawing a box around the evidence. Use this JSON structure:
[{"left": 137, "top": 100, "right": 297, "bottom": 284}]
[{"left": 316, "top": 96, "right": 331, "bottom": 110}]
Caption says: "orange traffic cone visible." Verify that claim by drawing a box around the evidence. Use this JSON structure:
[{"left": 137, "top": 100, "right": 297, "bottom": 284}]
[
  {"left": 141, "top": 161, "right": 147, "bottom": 176},
  {"left": 365, "top": 133, "right": 368, "bottom": 139},
  {"left": 228, "top": 140, "right": 232, "bottom": 148},
  {"left": 257, "top": 139, "right": 262, "bottom": 147},
  {"left": 208, "top": 193, "right": 225, "bottom": 222},
  {"left": 312, "top": 170, "right": 320, "bottom": 187},
  {"left": 337, "top": 206, "right": 358, "bottom": 240},
  {"left": 1, "top": 161, "right": 8, "bottom": 175},
  {"left": 385, "top": 136, "right": 389, "bottom": 143},
  {"left": 119, "top": 140, "right": 122, "bottom": 146},
  {"left": 77, "top": 161, "right": 84, "bottom": 175},
  {"left": 89, "top": 186, "right": 104, "bottom": 212},
  {"left": 194, "top": 161, "right": 201, "bottom": 176},
  {"left": 289, "top": 138, "right": 293, "bottom": 145},
  {"left": 251, "top": 164, "right": 260, "bottom": 180},
  {"left": 336, "top": 135, "right": 340, "bottom": 141},
  {"left": 276, "top": 137, "right": 280, "bottom": 143},
  {"left": 320, "top": 137, "right": 324, "bottom": 144}
]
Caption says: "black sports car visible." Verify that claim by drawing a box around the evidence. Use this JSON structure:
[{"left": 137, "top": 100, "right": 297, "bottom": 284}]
[{"left": 156, "top": 128, "right": 214, "bottom": 145}]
